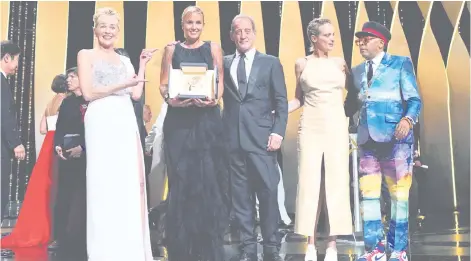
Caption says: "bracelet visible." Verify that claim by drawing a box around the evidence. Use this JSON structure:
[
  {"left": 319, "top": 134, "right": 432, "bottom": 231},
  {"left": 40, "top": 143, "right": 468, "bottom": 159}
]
[{"left": 402, "top": 117, "right": 413, "bottom": 129}]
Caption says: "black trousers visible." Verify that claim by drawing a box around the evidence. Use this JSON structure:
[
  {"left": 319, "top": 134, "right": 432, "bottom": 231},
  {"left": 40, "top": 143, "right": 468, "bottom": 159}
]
[
  {"left": 53, "top": 157, "right": 86, "bottom": 256},
  {"left": 1, "top": 158, "right": 12, "bottom": 220},
  {"left": 230, "top": 149, "right": 281, "bottom": 255}
]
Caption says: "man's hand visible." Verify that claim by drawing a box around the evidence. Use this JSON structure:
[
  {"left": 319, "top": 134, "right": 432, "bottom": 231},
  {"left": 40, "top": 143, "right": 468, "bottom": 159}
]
[
  {"left": 55, "top": 146, "right": 67, "bottom": 160},
  {"left": 414, "top": 160, "right": 422, "bottom": 167},
  {"left": 267, "top": 134, "right": 283, "bottom": 152},
  {"left": 66, "top": 146, "right": 83, "bottom": 158},
  {"left": 14, "top": 144, "right": 25, "bottom": 160},
  {"left": 394, "top": 119, "right": 411, "bottom": 140}
]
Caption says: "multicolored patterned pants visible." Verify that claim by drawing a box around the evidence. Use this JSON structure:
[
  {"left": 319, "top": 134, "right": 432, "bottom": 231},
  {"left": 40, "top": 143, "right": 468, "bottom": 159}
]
[{"left": 359, "top": 139, "right": 413, "bottom": 252}]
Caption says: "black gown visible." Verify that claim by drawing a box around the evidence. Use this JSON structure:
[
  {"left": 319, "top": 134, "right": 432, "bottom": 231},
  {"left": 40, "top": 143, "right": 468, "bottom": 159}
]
[{"left": 163, "top": 41, "right": 230, "bottom": 261}]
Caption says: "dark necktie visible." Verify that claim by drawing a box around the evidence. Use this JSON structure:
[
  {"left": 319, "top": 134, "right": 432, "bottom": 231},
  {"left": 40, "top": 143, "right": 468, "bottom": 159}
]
[
  {"left": 367, "top": 60, "right": 373, "bottom": 86},
  {"left": 237, "top": 53, "right": 247, "bottom": 98}
]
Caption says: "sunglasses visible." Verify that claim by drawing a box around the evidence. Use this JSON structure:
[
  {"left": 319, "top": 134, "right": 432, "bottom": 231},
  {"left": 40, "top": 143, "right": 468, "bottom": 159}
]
[{"left": 355, "top": 36, "right": 381, "bottom": 46}]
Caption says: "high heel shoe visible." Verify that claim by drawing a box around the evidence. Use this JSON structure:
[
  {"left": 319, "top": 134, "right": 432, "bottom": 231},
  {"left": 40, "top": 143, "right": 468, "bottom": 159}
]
[
  {"left": 324, "top": 247, "right": 338, "bottom": 261},
  {"left": 305, "top": 244, "right": 317, "bottom": 261}
]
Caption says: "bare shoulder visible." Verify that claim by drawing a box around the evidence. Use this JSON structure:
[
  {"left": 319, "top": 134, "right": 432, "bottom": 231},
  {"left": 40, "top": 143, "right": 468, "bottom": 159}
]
[
  {"left": 77, "top": 49, "right": 94, "bottom": 65},
  {"left": 210, "top": 42, "right": 221, "bottom": 50},
  {"left": 77, "top": 49, "right": 93, "bottom": 58},
  {"left": 210, "top": 42, "right": 223, "bottom": 56},
  {"left": 163, "top": 45, "right": 176, "bottom": 56},
  {"left": 295, "top": 57, "right": 308, "bottom": 72}
]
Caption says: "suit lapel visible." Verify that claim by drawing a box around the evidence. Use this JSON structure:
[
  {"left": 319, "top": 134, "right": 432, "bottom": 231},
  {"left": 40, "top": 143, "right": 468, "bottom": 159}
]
[
  {"left": 1, "top": 73, "right": 7, "bottom": 86},
  {"left": 225, "top": 55, "right": 241, "bottom": 101},
  {"left": 370, "top": 53, "right": 391, "bottom": 88},
  {"left": 246, "top": 51, "right": 261, "bottom": 96}
]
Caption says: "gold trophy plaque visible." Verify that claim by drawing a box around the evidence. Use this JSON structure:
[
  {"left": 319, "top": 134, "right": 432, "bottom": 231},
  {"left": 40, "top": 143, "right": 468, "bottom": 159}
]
[{"left": 168, "top": 63, "right": 217, "bottom": 100}]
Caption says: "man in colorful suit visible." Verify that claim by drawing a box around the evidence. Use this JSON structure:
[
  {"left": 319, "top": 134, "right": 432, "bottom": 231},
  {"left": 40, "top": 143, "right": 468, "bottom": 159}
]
[{"left": 345, "top": 21, "right": 421, "bottom": 261}]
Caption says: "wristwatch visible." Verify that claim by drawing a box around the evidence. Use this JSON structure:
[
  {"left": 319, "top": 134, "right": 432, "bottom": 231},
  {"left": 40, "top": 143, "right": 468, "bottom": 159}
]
[{"left": 164, "top": 93, "right": 170, "bottom": 103}]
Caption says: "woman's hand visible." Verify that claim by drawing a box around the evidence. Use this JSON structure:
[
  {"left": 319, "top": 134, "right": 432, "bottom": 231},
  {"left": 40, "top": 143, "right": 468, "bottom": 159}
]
[
  {"left": 124, "top": 74, "right": 147, "bottom": 88},
  {"left": 193, "top": 98, "right": 217, "bottom": 107},
  {"left": 167, "top": 98, "right": 193, "bottom": 107},
  {"left": 66, "top": 146, "right": 83, "bottom": 158},
  {"left": 140, "top": 48, "right": 158, "bottom": 65},
  {"left": 166, "top": 41, "right": 180, "bottom": 47},
  {"left": 55, "top": 146, "right": 67, "bottom": 160}
]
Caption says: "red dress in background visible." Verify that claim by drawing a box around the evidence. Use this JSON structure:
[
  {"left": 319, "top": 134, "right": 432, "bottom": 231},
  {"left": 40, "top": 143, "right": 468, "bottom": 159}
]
[{"left": 1, "top": 130, "right": 55, "bottom": 248}]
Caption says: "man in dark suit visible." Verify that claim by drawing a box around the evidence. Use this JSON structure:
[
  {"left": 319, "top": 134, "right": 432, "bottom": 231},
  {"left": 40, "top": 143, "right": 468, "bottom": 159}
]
[
  {"left": 1, "top": 40, "right": 24, "bottom": 219},
  {"left": 223, "top": 15, "right": 288, "bottom": 261}
]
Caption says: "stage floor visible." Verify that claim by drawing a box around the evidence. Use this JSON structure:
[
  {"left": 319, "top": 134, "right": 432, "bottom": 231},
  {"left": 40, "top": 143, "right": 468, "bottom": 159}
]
[{"left": 1, "top": 225, "right": 469, "bottom": 261}]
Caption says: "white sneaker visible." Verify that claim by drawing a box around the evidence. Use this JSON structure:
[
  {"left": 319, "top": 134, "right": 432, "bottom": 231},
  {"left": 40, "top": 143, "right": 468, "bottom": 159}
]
[
  {"left": 305, "top": 244, "right": 317, "bottom": 261},
  {"left": 324, "top": 247, "right": 338, "bottom": 261},
  {"left": 357, "top": 250, "right": 387, "bottom": 261}
]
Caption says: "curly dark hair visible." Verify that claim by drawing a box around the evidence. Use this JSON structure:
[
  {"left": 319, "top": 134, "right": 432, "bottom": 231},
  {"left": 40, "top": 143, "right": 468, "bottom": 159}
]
[{"left": 51, "top": 74, "right": 68, "bottom": 94}]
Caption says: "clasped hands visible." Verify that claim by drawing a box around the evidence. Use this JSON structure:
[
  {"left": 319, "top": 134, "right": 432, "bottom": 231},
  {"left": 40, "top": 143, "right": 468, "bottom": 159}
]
[
  {"left": 13, "top": 144, "right": 25, "bottom": 160},
  {"left": 167, "top": 97, "right": 217, "bottom": 108},
  {"left": 55, "top": 145, "right": 82, "bottom": 160}
]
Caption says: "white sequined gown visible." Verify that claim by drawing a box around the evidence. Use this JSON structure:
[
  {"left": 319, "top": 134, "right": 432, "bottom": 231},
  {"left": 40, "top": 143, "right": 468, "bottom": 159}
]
[{"left": 84, "top": 55, "right": 153, "bottom": 261}]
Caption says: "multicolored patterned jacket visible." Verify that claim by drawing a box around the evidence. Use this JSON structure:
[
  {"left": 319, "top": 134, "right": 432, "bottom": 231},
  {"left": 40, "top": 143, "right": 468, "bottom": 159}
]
[{"left": 345, "top": 53, "right": 422, "bottom": 145}]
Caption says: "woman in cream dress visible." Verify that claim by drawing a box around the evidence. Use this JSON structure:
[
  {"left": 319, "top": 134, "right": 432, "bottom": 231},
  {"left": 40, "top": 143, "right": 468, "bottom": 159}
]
[{"left": 289, "top": 18, "right": 353, "bottom": 261}]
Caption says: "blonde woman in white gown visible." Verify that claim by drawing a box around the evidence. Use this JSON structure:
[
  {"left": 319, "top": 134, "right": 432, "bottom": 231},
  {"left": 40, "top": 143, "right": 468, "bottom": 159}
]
[{"left": 77, "top": 7, "right": 156, "bottom": 261}]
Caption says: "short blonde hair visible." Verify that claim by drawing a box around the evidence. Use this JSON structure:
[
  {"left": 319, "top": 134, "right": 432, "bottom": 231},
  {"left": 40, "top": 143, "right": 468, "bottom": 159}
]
[
  {"left": 93, "top": 7, "right": 121, "bottom": 28},
  {"left": 307, "top": 18, "right": 331, "bottom": 52},
  {"left": 181, "top": 6, "right": 205, "bottom": 23}
]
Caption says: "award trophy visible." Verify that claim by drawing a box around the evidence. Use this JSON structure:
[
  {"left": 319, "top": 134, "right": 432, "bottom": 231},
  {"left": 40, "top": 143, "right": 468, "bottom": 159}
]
[{"left": 168, "top": 63, "right": 217, "bottom": 100}]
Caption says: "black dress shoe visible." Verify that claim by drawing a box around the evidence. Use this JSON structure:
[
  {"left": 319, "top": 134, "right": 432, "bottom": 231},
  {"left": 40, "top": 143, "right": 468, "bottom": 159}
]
[
  {"left": 1, "top": 249, "right": 14, "bottom": 258},
  {"left": 263, "top": 252, "right": 283, "bottom": 261},
  {"left": 234, "top": 252, "right": 257, "bottom": 261}
]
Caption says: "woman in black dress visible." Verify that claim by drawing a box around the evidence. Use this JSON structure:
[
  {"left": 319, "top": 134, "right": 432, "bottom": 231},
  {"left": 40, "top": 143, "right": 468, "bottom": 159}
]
[{"left": 159, "top": 6, "right": 229, "bottom": 261}]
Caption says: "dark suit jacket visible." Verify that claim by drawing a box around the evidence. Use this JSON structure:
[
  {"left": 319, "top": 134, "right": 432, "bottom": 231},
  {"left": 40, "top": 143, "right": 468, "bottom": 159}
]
[
  {"left": 53, "top": 94, "right": 87, "bottom": 159},
  {"left": 222, "top": 51, "right": 288, "bottom": 155},
  {"left": 1, "top": 73, "right": 21, "bottom": 159}
]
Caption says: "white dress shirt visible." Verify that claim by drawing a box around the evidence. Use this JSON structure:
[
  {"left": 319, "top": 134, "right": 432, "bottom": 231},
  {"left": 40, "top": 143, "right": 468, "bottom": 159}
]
[
  {"left": 230, "top": 48, "right": 256, "bottom": 89},
  {"left": 365, "top": 51, "right": 385, "bottom": 75},
  {"left": 0, "top": 68, "right": 6, "bottom": 78}
]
